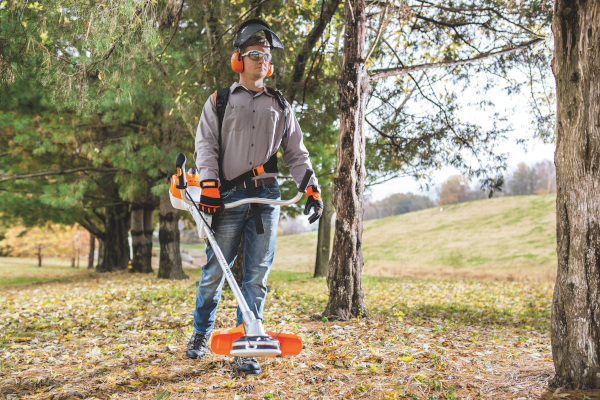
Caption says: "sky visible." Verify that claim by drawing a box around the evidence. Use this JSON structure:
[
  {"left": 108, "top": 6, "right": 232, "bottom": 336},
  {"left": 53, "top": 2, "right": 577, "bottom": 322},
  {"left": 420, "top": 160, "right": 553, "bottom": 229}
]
[
  {"left": 366, "top": 136, "right": 555, "bottom": 202},
  {"left": 366, "top": 80, "right": 556, "bottom": 202}
]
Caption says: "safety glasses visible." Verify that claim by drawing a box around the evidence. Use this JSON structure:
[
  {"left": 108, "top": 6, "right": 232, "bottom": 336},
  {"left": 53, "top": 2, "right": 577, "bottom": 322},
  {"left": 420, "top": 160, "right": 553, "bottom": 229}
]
[{"left": 241, "top": 50, "right": 272, "bottom": 62}]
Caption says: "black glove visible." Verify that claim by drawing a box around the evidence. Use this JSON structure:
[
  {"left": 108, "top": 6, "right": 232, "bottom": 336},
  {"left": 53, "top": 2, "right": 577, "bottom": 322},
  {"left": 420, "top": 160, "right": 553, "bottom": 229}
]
[
  {"left": 199, "top": 179, "right": 224, "bottom": 214},
  {"left": 304, "top": 185, "right": 323, "bottom": 224}
]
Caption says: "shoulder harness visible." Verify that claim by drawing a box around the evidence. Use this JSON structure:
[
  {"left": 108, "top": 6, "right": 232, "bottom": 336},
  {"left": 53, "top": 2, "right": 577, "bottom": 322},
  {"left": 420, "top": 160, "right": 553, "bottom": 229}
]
[{"left": 212, "top": 86, "right": 290, "bottom": 234}]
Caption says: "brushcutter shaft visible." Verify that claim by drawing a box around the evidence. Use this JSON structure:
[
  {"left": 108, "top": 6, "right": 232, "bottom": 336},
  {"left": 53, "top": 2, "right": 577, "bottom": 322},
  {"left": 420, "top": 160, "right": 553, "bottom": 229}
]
[{"left": 192, "top": 206, "right": 253, "bottom": 321}]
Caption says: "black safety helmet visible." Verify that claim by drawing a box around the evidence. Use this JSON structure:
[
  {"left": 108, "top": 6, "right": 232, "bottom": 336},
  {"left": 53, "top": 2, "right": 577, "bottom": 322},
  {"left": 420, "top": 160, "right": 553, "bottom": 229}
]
[{"left": 233, "top": 19, "right": 284, "bottom": 50}]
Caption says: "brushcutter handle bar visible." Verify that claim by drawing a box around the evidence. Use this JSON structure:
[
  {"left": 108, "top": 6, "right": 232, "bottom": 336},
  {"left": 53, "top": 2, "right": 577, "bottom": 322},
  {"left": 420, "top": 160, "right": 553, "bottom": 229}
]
[
  {"left": 298, "top": 168, "right": 313, "bottom": 193},
  {"left": 224, "top": 168, "right": 315, "bottom": 209},
  {"left": 224, "top": 191, "right": 304, "bottom": 209},
  {"left": 175, "top": 153, "right": 187, "bottom": 189}
]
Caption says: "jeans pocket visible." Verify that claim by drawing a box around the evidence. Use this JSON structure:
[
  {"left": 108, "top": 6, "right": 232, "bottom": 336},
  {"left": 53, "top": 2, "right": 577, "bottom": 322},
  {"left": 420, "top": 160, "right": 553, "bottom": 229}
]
[
  {"left": 265, "top": 183, "right": 280, "bottom": 198},
  {"left": 221, "top": 189, "right": 233, "bottom": 200}
]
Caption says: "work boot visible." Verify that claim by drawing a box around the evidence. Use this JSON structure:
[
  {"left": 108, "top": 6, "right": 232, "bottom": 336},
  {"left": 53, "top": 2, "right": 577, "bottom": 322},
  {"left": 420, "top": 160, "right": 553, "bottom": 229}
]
[
  {"left": 186, "top": 330, "right": 211, "bottom": 359},
  {"left": 232, "top": 356, "right": 261, "bottom": 375}
]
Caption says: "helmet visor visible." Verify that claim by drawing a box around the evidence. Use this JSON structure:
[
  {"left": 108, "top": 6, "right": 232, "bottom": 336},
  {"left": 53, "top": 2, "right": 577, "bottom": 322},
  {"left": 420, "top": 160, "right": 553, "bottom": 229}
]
[{"left": 233, "top": 22, "right": 284, "bottom": 50}]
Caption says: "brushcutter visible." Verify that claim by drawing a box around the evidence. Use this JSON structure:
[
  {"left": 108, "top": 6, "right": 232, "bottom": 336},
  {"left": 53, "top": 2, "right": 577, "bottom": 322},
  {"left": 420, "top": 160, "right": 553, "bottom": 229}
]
[{"left": 169, "top": 153, "right": 310, "bottom": 358}]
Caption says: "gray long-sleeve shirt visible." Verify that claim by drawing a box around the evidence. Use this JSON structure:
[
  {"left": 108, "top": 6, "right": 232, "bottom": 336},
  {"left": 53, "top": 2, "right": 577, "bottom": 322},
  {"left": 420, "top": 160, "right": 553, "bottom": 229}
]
[{"left": 194, "top": 82, "right": 318, "bottom": 189}]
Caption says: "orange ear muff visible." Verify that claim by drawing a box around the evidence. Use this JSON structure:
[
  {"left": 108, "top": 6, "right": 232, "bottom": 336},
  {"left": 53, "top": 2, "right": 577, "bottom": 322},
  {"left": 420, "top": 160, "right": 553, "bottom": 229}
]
[
  {"left": 231, "top": 52, "right": 244, "bottom": 73},
  {"left": 266, "top": 62, "right": 274, "bottom": 77}
]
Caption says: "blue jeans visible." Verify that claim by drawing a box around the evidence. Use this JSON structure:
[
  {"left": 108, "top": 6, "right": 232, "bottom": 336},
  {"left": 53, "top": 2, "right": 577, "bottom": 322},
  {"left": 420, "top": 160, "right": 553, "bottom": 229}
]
[{"left": 192, "top": 181, "right": 281, "bottom": 334}]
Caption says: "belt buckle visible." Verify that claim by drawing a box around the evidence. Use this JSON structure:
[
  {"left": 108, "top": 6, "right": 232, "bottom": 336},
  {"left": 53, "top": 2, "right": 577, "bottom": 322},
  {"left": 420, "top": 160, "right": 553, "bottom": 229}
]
[{"left": 244, "top": 179, "right": 262, "bottom": 189}]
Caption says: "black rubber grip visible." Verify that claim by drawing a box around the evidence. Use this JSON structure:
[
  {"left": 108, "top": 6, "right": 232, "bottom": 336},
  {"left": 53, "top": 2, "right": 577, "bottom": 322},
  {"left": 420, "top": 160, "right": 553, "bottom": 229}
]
[
  {"left": 175, "top": 153, "right": 187, "bottom": 189},
  {"left": 299, "top": 168, "right": 314, "bottom": 193},
  {"left": 175, "top": 153, "right": 187, "bottom": 169}
]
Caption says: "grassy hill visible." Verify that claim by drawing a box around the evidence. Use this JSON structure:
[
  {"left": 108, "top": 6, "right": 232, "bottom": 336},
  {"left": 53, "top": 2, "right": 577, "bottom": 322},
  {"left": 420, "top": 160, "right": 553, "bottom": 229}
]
[{"left": 274, "top": 194, "right": 557, "bottom": 282}]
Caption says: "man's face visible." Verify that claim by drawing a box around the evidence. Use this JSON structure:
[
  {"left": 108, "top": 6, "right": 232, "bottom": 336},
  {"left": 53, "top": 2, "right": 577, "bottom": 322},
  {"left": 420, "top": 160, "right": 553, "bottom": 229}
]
[{"left": 241, "top": 44, "right": 271, "bottom": 80}]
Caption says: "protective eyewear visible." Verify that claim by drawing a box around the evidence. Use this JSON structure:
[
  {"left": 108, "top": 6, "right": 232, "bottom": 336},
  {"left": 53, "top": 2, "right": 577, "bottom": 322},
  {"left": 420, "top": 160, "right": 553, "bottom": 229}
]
[{"left": 241, "top": 50, "right": 272, "bottom": 62}]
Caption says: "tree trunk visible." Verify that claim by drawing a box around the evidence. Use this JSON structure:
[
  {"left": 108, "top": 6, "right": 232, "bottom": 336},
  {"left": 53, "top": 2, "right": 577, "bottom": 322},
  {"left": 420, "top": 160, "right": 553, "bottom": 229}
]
[
  {"left": 157, "top": 192, "right": 188, "bottom": 280},
  {"left": 314, "top": 196, "right": 334, "bottom": 278},
  {"left": 143, "top": 203, "right": 154, "bottom": 272},
  {"left": 130, "top": 202, "right": 154, "bottom": 274},
  {"left": 88, "top": 233, "right": 95, "bottom": 269},
  {"left": 130, "top": 204, "right": 145, "bottom": 273},
  {"left": 551, "top": 0, "right": 600, "bottom": 389},
  {"left": 97, "top": 238, "right": 104, "bottom": 269},
  {"left": 96, "top": 204, "right": 130, "bottom": 273},
  {"left": 323, "top": 0, "right": 370, "bottom": 320},
  {"left": 37, "top": 244, "right": 42, "bottom": 267}
]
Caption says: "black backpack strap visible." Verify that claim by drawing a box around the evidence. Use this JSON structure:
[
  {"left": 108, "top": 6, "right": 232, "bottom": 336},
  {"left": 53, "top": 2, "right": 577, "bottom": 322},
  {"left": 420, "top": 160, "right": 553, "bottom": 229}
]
[
  {"left": 214, "top": 88, "right": 230, "bottom": 182},
  {"left": 266, "top": 87, "right": 289, "bottom": 138},
  {"left": 244, "top": 176, "right": 265, "bottom": 235}
]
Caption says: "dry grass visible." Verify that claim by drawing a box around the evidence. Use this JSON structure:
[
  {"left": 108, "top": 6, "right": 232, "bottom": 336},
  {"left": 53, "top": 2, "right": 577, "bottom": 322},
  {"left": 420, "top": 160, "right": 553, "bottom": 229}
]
[{"left": 274, "top": 195, "right": 557, "bottom": 282}]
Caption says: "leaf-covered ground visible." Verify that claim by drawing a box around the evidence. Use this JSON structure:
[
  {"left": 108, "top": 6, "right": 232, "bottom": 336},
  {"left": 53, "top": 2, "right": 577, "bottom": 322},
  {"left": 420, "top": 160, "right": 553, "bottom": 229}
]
[{"left": 0, "top": 271, "right": 596, "bottom": 399}]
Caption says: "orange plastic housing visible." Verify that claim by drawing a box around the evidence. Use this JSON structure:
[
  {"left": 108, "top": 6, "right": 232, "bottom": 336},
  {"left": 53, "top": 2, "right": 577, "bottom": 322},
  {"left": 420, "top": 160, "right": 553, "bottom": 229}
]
[
  {"left": 169, "top": 172, "right": 200, "bottom": 200},
  {"left": 210, "top": 324, "right": 303, "bottom": 357}
]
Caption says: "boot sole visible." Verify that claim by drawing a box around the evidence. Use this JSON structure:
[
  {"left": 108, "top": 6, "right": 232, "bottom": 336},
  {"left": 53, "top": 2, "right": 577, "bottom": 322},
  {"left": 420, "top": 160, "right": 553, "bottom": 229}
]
[{"left": 185, "top": 351, "right": 207, "bottom": 359}]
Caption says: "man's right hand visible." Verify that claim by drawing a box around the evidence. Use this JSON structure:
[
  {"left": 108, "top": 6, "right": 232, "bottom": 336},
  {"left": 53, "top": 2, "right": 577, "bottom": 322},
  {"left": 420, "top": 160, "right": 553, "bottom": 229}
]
[{"left": 199, "top": 179, "right": 224, "bottom": 214}]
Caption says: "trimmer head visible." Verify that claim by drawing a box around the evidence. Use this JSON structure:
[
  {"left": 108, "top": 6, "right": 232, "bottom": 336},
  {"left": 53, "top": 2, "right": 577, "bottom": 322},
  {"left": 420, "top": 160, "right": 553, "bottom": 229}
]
[{"left": 231, "top": 335, "right": 281, "bottom": 357}]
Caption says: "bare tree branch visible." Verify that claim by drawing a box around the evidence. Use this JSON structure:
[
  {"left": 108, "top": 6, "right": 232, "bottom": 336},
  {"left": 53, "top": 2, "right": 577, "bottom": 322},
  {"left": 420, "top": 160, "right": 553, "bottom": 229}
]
[
  {"left": 369, "top": 37, "right": 544, "bottom": 81},
  {"left": 366, "top": 0, "right": 389, "bottom": 61},
  {"left": 286, "top": 0, "right": 342, "bottom": 104},
  {"left": 0, "top": 167, "right": 120, "bottom": 182}
]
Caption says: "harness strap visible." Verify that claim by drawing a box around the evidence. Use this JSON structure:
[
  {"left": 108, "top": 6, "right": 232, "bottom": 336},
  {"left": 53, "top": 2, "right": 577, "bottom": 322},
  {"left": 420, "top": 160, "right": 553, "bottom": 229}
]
[
  {"left": 215, "top": 88, "right": 230, "bottom": 183},
  {"left": 244, "top": 176, "right": 265, "bottom": 235},
  {"left": 219, "top": 153, "right": 278, "bottom": 192},
  {"left": 213, "top": 86, "right": 288, "bottom": 234},
  {"left": 266, "top": 87, "right": 289, "bottom": 139}
]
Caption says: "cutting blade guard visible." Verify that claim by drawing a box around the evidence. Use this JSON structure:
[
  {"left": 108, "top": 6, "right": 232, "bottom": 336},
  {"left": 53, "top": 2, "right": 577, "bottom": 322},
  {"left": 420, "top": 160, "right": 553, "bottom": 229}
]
[{"left": 210, "top": 324, "right": 303, "bottom": 357}]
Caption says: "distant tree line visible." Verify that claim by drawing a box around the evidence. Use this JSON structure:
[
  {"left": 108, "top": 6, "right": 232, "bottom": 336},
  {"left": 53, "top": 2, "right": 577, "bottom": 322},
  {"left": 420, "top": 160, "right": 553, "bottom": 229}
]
[
  {"left": 505, "top": 160, "right": 556, "bottom": 196},
  {"left": 438, "top": 160, "right": 556, "bottom": 206},
  {"left": 364, "top": 193, "right": 434, "bottom": 220}
]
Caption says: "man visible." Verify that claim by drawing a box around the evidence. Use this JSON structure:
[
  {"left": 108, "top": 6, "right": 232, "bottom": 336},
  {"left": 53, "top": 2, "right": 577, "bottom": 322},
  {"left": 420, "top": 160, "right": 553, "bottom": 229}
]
[{"left": 186, "top": 19, "right": 323, "bottom": 375}]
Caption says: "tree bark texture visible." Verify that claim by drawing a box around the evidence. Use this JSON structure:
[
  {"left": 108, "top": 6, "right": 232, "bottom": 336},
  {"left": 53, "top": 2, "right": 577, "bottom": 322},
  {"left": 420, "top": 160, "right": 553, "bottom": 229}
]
[
  {"left": 96, "top": 204, "right": 130, "bottom": 273},
  {"left": 157, "top": 193, "right": 188, "bottom": 280},
  {"left": 551, "top": 0, "right": 600, "bottom": 389},
  {"left": 88, "top": 233, "right": 95, "bottom": 269},
  {"left": 143, "top": 203, "right": 154, "bottom": 271},
  {"left": 131, "top": 201, "right": 154, "bottom": 274},
  {"left": 97, "top": 239, "right": 104, "bottom": 269},
  {"left": 130, "top": 204, "right": 146, "bottom": 273},
  {"left": 323, "top": 0, "right": 370, "bottom": 320},
  {"left": 314, "top": 196, "right": 334, "bottom": 278},
  {"left": 131, "top": 203, "right": 154, "bottom": 274}
]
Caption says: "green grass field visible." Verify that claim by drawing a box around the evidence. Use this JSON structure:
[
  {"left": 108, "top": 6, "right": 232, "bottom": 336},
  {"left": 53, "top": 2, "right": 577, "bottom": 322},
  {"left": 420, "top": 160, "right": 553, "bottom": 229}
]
[
  {"left": 1, "top": 194, "right": 557, "bottom": 286},
  {"left": 0, "top": 257, "right": 93, "bottom": 285},
  {"left": 274, "top": 194, "right": 557, "bottom": 281}
]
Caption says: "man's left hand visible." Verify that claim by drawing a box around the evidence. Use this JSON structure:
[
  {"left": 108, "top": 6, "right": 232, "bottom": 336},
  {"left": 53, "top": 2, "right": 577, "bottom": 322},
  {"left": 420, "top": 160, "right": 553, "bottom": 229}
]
[{"left": 304, "top": 185, "right": 323, "bottom": 224}]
